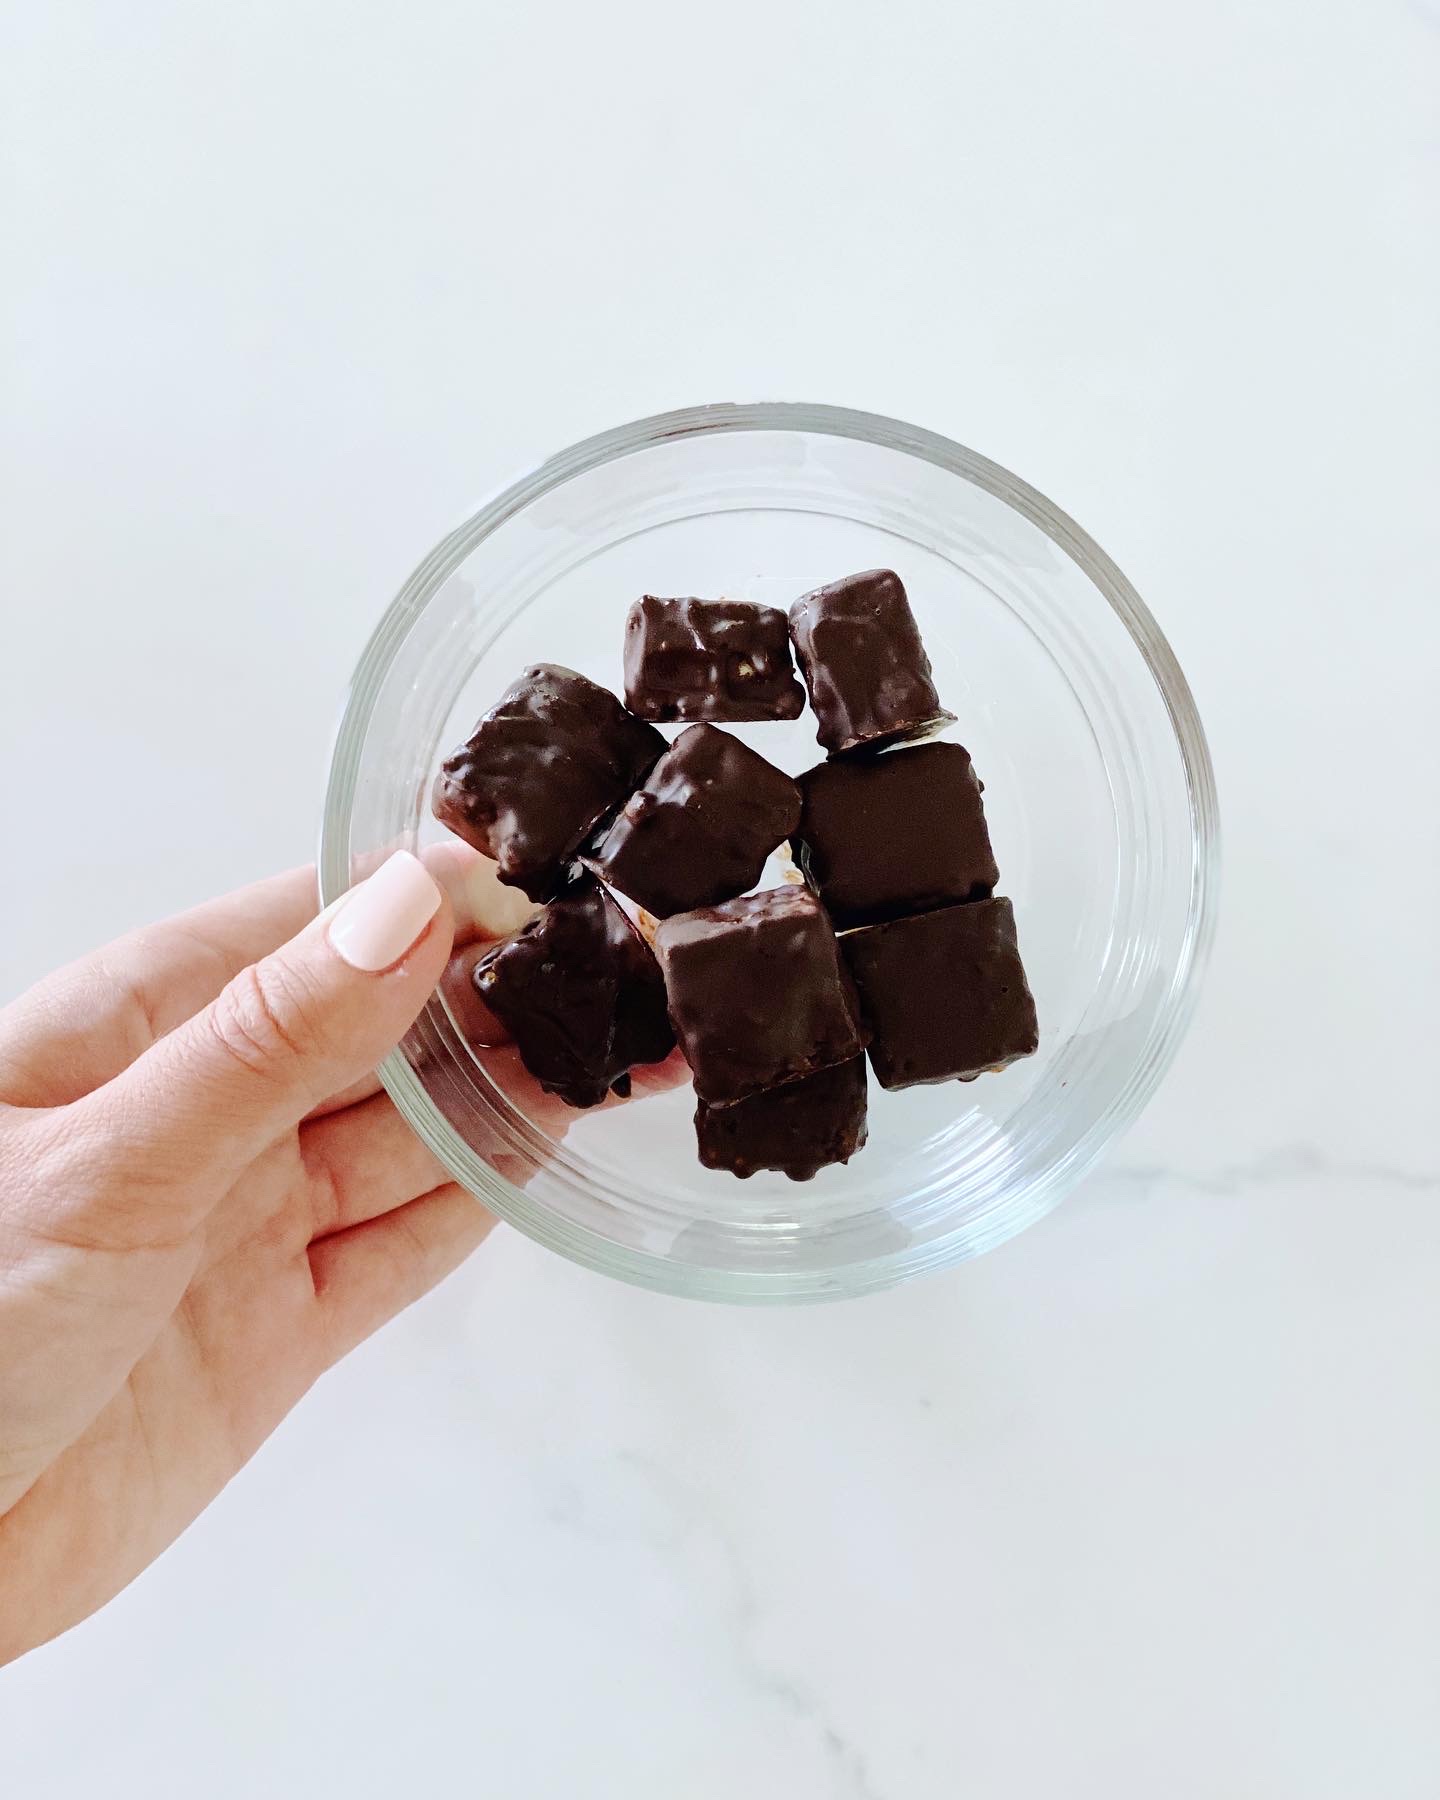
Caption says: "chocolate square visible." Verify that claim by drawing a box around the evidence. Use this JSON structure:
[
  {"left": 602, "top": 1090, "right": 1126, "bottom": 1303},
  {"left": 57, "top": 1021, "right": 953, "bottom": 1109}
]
[
  {"left": 432, "top": 664, "right": 665, "bottom": 901},
  {"left": 589, "top": 724, "right": 802, "bottom": 918},
  {"left": 788, "top": 569, "right": 954, "bottom": 755},
  {"left": 841, "top": 897, "right": 1038, "bottom": 1090},
  {"left": 695, "top": 1056, "right": 869, "bottom": 1182},
  {"left": 654, "top": 887, "right": 867, "bottom": 1105},
  {"left": 470, "top": 879, "right": 675, "bottom": 1108},
  {"left": 623, "top": 595, "right": 805, "bottom": 723},
  {"left": 793, "top": 740, "right": 998, "bottom": 929}
]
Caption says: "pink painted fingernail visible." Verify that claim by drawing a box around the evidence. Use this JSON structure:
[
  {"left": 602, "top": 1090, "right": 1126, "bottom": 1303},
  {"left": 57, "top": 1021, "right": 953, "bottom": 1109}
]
[{"left": 328, "top": 852, "right": 442, "bottom": 972}]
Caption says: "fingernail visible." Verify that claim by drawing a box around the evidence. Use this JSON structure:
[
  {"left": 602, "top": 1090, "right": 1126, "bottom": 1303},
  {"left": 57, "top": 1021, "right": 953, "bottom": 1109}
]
[{"left": 328, "top": 852, "right": 442, "bottom": 973}]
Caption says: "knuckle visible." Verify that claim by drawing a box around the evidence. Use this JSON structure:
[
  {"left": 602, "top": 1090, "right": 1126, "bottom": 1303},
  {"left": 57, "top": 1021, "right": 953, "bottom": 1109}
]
[{"left": 206, "top": 957, "right": 329, "bottom": 1080}]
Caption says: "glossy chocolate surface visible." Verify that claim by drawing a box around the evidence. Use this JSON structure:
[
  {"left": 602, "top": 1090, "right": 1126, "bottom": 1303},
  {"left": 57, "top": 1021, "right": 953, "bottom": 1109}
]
[
  {"left": 793, "top": 740, "right": 998, "bottom": 928},
  {"left": 623, "top": 595, "right": 804, "bottom": 722},
  {"left": 788, "top": 569, "right": 953, "bottom": 755},
  {"left": 695, "top": 1056, "right": 869, "bottom": 1182},
  {"left": 472, "top": 879, "right": 674, "bottom": 1107},
  {"left": 590, "top": 724, "right": 802, "bottom": 918},
  {"left": 841, "top": 896, "right": 1038, "bottom": 1090},
  {"left": 432, "top": 664, "right": 664, "bottom": 901},
  {"left": 654, "top": 887, "right": 867, "bottom": 1106}
]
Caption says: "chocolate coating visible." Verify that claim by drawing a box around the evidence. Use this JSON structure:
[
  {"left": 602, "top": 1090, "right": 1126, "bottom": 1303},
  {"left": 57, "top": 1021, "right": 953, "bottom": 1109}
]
[
  {"left": 432, "top": 664, "right": 665, "bottom": 901},
  {"left": 695, "top": 1056, "right": 869, "bottom": 1182},
  {"left": 788, "top": 569, "right": 954, "bottom": 755},
  {"left": 841, "top": 897, "right": 1038, "bottom": 1090},
  {"left": 589, "top": 724, "right": 802, "bottom": 918},
  {"left": 471, "top": 880, "right": 675, "bottom": 1108},
  {"left": 623, "top": 596, "right": 804, "bottom": 722},
  {"left": 793, "top": 740, "right": 998, "bottom": 929},
  {"left": 654, "top": 887, "right": 867, "bottom": 1106}
]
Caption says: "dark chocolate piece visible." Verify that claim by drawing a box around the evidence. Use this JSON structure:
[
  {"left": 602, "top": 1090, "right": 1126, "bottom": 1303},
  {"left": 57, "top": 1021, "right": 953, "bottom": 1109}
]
[
  {"left": 589, "top": 724, "right": 802, "bottom": 918},
  {"left": 623, "top": 595, "right": 805, "bottom": 723},
  {"left": 654, "top": 887, "right": 867, "bottom": 1105},
  {"left": 793, "top": 741, "right": 998, "bottom": 928},
  {"left": 695, "top": 1056, "right": 869, "bottom": 1182},
  {"left": 841, "top": 897, "right": 1038, "bottom": 1090},
  {"left": 432, "top": 664, "right": 665, "bottom": 901},
  {"left": 471, "top": 879, "right": 675, "bottom": 1107},
  {"left": 788, "top": 569, "right": 954, "bottom": 755}
]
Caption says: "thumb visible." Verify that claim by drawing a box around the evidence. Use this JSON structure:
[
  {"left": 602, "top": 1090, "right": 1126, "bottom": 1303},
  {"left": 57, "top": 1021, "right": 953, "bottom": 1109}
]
[{"left": 80, "top": 851, "right": 451, "bottom": 1197}]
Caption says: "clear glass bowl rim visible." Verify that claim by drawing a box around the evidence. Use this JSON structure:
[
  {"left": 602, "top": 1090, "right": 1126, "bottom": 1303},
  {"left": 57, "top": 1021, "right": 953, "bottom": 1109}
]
[{"left": 320, "top": 400, "right": 1220, "bottom": 1302}]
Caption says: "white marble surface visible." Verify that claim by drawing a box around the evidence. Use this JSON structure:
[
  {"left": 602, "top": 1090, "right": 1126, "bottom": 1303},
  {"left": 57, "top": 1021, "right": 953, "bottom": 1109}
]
[{"left": 2, "top": 2, "right": 1438, "bottom": 1793}]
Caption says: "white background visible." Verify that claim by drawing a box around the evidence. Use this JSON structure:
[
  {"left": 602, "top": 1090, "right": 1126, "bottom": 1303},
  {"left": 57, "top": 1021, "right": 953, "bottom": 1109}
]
[{"left": 2, "top": 2, "right": 1438, "bottom": 1794}]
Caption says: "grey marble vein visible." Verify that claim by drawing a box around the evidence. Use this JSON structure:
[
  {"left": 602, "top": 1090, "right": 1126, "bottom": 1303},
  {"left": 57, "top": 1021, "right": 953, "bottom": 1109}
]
[
  {"left": 1097, "top": 1144, "right": 1440, "bottom": 1202},
  {"left": 601, "top": 1448, "right": 887, "bottom": 1800}
]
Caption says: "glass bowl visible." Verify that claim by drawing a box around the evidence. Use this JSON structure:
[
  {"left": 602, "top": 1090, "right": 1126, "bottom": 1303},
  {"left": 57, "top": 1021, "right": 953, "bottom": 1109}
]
[{"left": 320, "top": 402, "right": 1218, "bottom": 1303}]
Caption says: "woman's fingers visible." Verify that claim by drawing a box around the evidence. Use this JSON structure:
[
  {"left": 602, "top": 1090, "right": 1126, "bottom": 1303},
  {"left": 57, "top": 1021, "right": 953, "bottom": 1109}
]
[
  {"left": 627, "top": 1047, "right": 693, "bottom": 1100},
  {"left": 0, "top": 847, "right": 523, "bottom": 1114},
  {"left": 301, "top": 855, "right": 521, "bottom": 1122},
  {"left": 60, "top": 854, "right": 451, "bottom": 1245},
  {"left": 302, "top": 1069, "right": 386, "bottom": 1121},
  {"left": 0, "top": 867, "right": 319, "bottom": 1108},
  {"left": 309, "top": 1184, "right": 494, "bottom": 1363},
  {"left": 424, "top": 841, "right": 536, "bottom": 948},
  {"left": 301, "top": 1092, "right": 452, "bottom": 1237},
  {"left": 0, "top": 842, "right": 528, "bottom": 1129}
]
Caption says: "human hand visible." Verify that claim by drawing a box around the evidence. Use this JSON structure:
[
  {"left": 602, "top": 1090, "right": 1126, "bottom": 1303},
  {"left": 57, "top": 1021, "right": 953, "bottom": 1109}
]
[{"left": 0, "top": 852, "right": 495, "bottom": 1663}]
